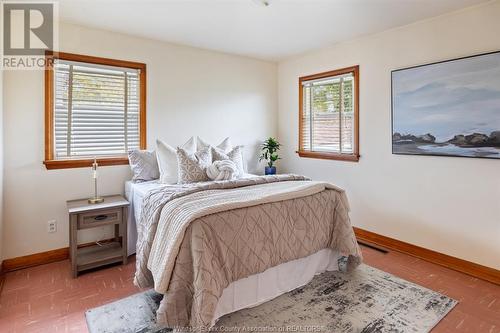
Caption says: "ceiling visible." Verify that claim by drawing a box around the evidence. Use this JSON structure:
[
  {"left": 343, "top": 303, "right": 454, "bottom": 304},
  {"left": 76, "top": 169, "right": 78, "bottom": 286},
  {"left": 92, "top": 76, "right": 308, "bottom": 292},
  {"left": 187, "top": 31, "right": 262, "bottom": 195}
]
[{"left": 55, "top": 0, "right": 488, "bottom": 61}]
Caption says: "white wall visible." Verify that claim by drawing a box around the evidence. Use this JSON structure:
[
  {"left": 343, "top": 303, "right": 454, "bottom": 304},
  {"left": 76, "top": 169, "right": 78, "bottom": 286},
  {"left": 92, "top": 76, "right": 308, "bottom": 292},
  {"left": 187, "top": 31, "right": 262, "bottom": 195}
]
[
  {"left": 278, "top": 1, "right": 500, "bottom": 269},
  {"left": 3, "top": 3, "right": 499, "bottom": 270},
  {"left": 0, "top": 62, "right": 3, "bottom": 262},
  {"left": 2, "top": 23, "right": 277, "bottom": 259}
]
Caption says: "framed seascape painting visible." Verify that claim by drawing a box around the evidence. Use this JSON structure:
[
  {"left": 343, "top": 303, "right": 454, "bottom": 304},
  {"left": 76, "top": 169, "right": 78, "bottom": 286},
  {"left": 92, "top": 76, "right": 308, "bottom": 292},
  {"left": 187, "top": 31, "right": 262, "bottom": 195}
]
[{"left": 391, "top": 51, "right": 500, "bottom": 159}]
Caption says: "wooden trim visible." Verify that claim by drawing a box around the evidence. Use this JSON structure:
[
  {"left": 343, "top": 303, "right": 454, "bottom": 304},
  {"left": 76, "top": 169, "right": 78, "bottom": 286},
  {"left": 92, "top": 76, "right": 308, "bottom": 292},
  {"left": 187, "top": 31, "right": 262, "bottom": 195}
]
[
  {"left": 3, "top": 227, "right": 499, "bottom": 286},
  {"left": 0, "top": 261, "right": 5, "bottom": 291},
  {"left": 45, "top": 50, "right": 147, "bottom": 71},
  {"left": 354, "top": 227, "right": 500, "bottom": 286},
  {"left": 0, "top": 265, "right": 5, "bottom": 294},
  {"left": 139, "top": 65, "right": 147, "bottom": 148},
  {"left": 44, "top": 51, "right": 147, "bottom": 170},
  {"left": 44, "top": 56, "right": 54, "bottom": 164},
  {"left": 298, "top": 65, "right": 360, "bottom": 162},
  {"left": 44, "top": 156, "right": 129, "bottom": 170},
  {"left": 1, "top": 238, "right": 122, "bottom": 273},
  {"left": 2, "top": 248, "right": 69, "bottom": 272},
  {"left": 297, "top": 150, "right": 359, "bottom": 162}
]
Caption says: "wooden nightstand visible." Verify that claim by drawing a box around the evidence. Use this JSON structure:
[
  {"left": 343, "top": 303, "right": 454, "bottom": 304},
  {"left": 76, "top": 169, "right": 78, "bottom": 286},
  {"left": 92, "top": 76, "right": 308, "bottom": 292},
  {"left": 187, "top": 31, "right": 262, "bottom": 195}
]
[{"left": 66, "top": 195, "right": 129, "bottom": 278}]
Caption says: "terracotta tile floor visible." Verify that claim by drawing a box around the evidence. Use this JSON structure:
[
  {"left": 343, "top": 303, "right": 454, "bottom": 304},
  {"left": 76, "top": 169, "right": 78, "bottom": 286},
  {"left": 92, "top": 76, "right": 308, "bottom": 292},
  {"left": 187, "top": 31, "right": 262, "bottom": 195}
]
[
  {"left": 0, "top": 246, "right": 499, "bottom": 332},
  {"left": 0, "top": 258, "right": 141, "bottom": 333}
]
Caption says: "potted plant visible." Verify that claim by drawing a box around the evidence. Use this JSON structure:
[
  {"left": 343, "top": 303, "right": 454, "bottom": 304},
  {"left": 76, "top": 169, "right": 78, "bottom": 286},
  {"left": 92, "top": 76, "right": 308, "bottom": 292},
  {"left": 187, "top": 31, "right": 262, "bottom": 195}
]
[{"left": 260, "top": 137, "right": 281, "bottom": 175}]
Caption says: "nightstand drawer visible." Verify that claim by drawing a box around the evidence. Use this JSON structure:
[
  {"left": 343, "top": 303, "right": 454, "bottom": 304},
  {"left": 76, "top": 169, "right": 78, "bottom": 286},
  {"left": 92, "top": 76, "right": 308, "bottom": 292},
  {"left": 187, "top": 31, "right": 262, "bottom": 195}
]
[{"left": 78, "top": 208, "right": 122, "bottom": 229}]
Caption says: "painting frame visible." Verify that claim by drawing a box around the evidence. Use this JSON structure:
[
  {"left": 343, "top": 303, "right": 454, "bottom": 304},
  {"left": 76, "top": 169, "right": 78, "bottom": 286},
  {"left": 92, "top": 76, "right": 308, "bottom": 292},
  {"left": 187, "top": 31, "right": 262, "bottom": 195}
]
[{"left": 391, "top": 50, "right": 500, "bottom": 160}]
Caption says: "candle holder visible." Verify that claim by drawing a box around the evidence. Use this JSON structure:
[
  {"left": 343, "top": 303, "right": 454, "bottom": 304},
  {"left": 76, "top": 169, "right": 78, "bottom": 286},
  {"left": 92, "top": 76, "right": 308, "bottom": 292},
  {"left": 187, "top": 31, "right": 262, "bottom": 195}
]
[{"left": 88, "top": 158, "right": 104, "bottom": 204}]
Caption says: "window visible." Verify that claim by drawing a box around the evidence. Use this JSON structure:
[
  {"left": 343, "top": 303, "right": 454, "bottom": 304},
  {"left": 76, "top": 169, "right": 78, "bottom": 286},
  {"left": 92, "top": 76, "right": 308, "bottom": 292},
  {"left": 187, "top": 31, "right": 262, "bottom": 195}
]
[
  {"left": 44, "top": 51, "right": 146, "bottom": 169},
  {"left": 298, "top": 66, "right": 359, "bottom": 161}
]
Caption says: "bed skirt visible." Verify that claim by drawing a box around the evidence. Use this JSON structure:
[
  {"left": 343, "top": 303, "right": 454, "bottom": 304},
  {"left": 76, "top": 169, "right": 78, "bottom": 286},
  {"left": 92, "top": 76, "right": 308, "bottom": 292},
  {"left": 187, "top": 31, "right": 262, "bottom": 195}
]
[{"left": 212, "top": 248, "right": 342, "bottom": 326}]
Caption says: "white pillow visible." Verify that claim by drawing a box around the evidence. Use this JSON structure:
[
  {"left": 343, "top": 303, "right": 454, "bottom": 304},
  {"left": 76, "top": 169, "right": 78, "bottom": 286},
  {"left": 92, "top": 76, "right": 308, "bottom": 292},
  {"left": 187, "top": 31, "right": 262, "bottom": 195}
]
[
  {"left": 217, "top": 137, "right": 233, "bottom": 153},
  {"left": 197, "top": 136, "right": 233, "bottom": 153},
  {"left": 128, "top": 150, "right": 159, "bottom": 183},
  {"left": 156, "top": 137, "right": 196, "bottom": 184},
  {"left": 227, "top": 146, "right": 245, "bottom": 177}
]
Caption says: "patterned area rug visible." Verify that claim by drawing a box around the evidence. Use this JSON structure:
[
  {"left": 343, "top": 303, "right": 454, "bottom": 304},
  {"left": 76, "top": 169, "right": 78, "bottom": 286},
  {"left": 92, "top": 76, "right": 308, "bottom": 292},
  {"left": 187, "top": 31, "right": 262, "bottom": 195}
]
[{"left": 85, "top": 264, "right": 457, "bottom": 333}]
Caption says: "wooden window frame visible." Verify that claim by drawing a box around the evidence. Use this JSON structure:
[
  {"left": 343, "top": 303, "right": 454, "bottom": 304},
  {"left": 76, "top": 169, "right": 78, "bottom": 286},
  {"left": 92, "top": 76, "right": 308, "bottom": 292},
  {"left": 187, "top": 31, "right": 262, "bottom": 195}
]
[
  {"left": 44, "top": 51, "right": 147, "bottom": 170},
  {"left": 297, "top": 66, "right": 359, "bottom": 162}
]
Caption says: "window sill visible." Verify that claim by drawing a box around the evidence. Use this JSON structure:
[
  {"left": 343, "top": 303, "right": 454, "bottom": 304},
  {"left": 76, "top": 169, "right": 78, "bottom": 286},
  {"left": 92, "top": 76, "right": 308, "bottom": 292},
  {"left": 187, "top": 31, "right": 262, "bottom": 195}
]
[
  {"left": 44, "top": 156, "right": 129, "bottom": 170},
  {"left": 297, "top": 150, "right": 359, "bottom": 162}
]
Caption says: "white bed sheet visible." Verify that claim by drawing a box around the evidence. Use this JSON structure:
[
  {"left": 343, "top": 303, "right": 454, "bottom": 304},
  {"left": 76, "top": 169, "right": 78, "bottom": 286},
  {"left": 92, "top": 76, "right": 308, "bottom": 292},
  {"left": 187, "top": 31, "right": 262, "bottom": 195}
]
[{"left": 125, "top": 180, "right": 165, "bottom": 255}]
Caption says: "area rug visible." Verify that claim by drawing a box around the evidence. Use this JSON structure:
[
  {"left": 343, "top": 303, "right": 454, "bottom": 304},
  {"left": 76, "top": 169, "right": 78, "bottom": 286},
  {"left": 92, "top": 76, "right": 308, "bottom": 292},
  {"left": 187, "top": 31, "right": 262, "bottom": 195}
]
[{"left": 85, "top": 264, "right": 457, "bottom": 333}]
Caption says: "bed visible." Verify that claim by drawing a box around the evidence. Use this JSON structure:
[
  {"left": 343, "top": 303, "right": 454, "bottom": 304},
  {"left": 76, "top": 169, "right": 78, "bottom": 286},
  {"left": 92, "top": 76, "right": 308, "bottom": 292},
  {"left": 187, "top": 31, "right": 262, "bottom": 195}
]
[
  {"left": 127, "top": 174, "right": 362, "bottom": 331},
  {"left": 124, "top": 173, "right": 258, "bottom": 256}
]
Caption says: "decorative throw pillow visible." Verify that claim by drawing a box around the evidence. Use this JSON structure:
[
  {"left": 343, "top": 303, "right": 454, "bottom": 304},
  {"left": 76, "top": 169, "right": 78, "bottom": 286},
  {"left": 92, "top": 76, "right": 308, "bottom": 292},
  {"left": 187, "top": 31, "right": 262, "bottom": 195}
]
[
  {"left": 211, "top": 145, "right": 245, "bottom": 177},
  {"left": 177, "top": 146, "right": 212, "bottom": 184},
  {"left": 227, "top": 146, "right": 245, "bottom": 176},
  {"left": 128, "top": 150, "right": 159, "bottom": 182},
  {"left": 206, "top": 160, "right": 238, "bottom": 181},
  {"left": 197, "top": 136, "right": 233, "bottom": 153},
  {"left": 156, "top": 137, "right": 196, "bottom": 184}
]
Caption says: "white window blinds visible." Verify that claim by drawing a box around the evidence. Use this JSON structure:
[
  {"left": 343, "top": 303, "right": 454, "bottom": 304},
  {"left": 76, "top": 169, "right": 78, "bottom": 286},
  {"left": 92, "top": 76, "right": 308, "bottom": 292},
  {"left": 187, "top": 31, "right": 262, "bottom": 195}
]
[
  {"left": 301, "top": 72, "right": 355, "bottom": 154},
  {"left": 53, "top": 59, "right": 141, "bottom": 159}
]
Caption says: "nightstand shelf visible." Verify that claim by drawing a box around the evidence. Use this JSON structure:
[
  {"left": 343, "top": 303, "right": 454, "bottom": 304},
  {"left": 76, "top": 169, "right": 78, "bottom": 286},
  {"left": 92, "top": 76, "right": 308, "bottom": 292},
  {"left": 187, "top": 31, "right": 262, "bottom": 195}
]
[
  {"left": 76, "top": 242, "right": 123, "bottom": 271},
  {"left": 67, "top": 195, "right": 129, "bottom": 277}
]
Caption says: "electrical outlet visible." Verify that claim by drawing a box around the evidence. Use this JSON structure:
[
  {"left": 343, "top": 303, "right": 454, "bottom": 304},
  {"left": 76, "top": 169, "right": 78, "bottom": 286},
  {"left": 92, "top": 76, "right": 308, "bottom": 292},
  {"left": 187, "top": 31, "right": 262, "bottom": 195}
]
[{"left": 48, "top": 220, "right": 57, "bottom": 233}]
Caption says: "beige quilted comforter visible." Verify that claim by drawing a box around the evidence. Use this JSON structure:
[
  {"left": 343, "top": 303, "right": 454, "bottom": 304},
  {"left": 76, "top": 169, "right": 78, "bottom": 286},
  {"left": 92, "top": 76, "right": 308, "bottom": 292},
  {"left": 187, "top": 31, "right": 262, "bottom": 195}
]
[{"left": 134, "top": 175, "right": 362, "bottom": 330}]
